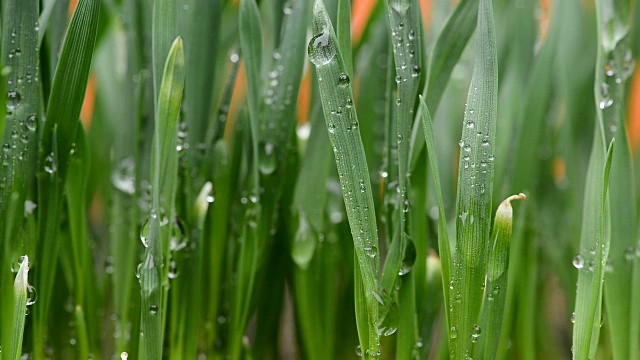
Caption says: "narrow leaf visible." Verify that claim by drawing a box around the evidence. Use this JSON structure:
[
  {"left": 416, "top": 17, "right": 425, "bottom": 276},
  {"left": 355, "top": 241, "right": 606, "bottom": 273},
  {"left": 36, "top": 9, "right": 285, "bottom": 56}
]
[{"left": 309, "top": 0, "right": 381, "bottom": 356}]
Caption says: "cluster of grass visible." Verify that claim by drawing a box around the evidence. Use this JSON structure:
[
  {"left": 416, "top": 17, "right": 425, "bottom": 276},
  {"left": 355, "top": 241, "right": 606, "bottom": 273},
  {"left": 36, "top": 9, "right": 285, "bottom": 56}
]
[{"left": 0, "top": 0, "right": 639, "bottom": 359}]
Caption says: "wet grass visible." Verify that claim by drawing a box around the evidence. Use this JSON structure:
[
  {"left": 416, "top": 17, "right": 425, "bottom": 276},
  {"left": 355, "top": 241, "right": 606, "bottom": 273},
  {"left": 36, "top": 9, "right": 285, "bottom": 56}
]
[{"left": 0, "top": 0, "right": 639, "bottom": 359}]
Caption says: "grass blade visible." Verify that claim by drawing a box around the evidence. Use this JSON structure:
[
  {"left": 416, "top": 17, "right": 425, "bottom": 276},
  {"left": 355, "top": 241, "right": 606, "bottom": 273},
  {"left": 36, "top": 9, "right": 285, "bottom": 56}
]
[
  {"left": 180, "top": 0, "right": 221, "bottom": 168},
  {"left": 152, "top": 0, "right": 178, "bottom": 106},
  {"left": 450, "top": 0, "right": 497, "bottom": 357},
  {"left": 0, "top": 0, "right": 39, "bottom": 231},
  {"left": 409, "top": 0, "right": 478, "bottom": 170},
  {"left": 384, "top": 2, "right": 423, "bottom": 355},
  {"left": 419, "top": 96, "right": 452, "bottom": 331},
  {"left": 594, "top": 0, "right": 639, "bottom": 358},
  {"left": 291, "top": 105, "right": 333, "bottom": 359},
  {"left": 227, "top": 1, "right": 263, "bottom": 357},
  {"left": 4, "top": 256, "right": 30, "bottom": 360},
  {"left": 572, "top": 139, "right": 614, "bottom": 359},
  {"left": 1, "top": 2, "right": 39, "bottom": 355},
  {"left": 33, "top": 0, "right": 100, "bottom": 356},
  {"left": 381, "top": 0, "right": 422, "bottom": 291},
  {"left": 309, "top": 0, "right": 381, "bottom": 356},
  {"left": 239, "top": 0, "right": 261, "bottom": 187},
  {"left": 203, "top": 140, "right": 231, "bottom": 350},
  {"left": 139, "top": 36, "right": 185, "bottom": 360},
  {"left": 476, "top": 193, "right": 526, "bottom": 359},
  {"left": 257, "top": 0, "right": 308, "bottom": 176},
  {"left": 337, "top": 0, "right": 352, "bottom": 76},
  {"left": 65, "top": 124, "right": 99, "bottom": 355}
]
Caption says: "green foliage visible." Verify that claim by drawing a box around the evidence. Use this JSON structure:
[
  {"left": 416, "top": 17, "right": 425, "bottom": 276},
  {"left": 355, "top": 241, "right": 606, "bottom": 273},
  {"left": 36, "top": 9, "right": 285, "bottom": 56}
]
[{"left": 0, "top": 0, "right": 638, "bottom": 359}]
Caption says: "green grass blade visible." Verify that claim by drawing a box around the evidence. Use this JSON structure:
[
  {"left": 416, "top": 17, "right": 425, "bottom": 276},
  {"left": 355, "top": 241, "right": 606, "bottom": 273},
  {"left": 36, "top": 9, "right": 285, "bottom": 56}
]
[
  {"left": 450, "top": 0, "right": 497, "bottom": 357},
  {"left": 73, "top": 306, "right": 90, "bottom": 360},
  {"left": 239, "top": 0, "right": 262, "bottom": 188},
  {"left": 1, "top": 2, "right": 39, "bottom": 354},
  {"left": 309, "top": 0, "right": 381, "bottom": 356},
  {"left": 203, "top": 140, "right": 231, "bottom": 349},
  {"left": 409, "top": 0, "right": 478, "bottom": 171},
  {"left": 573, "top": 139, "right": 614, "bottom": 359},
  {"left": 475, "top": 194, "right": 526, "bottom": 359},
  {"left": 34, "top": 0, "right": 100, "bottom": 356},
  {"left": 229, "top": 201, "right": 261, "bottom": 359},
  {"left": 0, "top": 0, "right": 40, "bottom": 278},
  {"left": 291, "top": 106, "right": 333, "bottom": 359},
  {"left": 291, "top": 114, "right": 332, "bottom": 270},
  {"left": 383, "top": 2, "right": 423, "bottom": 353},
  {"left": 419, "top": 96, "right": 452, "bottom": 329},
  {"left": 227, "top": 2, "right": 263, "bottom": 357},
  {"left": 152, "top": 0, "right": 178, "bottom": 106},
  {"left": 381, "top": 0, "right": 422, "bottom": 293},
  {"left": 38, "top": 0, "right": 57, "bottom": 46},
  {"left": 180, "top": 0, "right": 221, "bottom": 168},
  {"left": 594, "top": 0, "right": 639, "bottom": 358},
  {"left": 140, "top": 36, "right": 185, "bottom": 360},
  {"left": 337, "top": 0, "right": 352, "bottom": 76},
  {"left": 207, "top": 51, "right": 240, "bottom": 147},
  {"left": 65, "top": 124, "right": 99, "bottom": 355},
  {"left": 257, "top": 0, "right": 308, "bottom": 176},
  {"left": 4, "top": 256, "right": 29, "bottom": 360}
]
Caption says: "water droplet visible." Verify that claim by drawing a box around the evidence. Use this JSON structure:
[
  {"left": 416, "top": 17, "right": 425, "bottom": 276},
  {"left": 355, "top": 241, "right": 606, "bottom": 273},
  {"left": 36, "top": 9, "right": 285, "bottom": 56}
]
[
  {"left": 112, "top": 158, "right": 135, "bottom": 194},
  {"left": 403, "top": 198, "right": 411, "bottom": 213},
  {"left": 408, "top": 30, "right": 416, "bottom": 40},
  {"left": 451, "top": 327, "right": 458, "bottom": 339},
  {"left": 308, "top": 30, "right": 336, "bottom": 66},
  {"left": 283, "top": 1, "right": 293, "bottom": 15},
  {"left": 259, "top": 142, "right": 277, "bottom": 175},
  {"left": 411, "top": 65, "right": 421, "bottom": 77},
  {"left": 571, "top": 312, "right": 576, "bottom": 324},
  {"left": 7, "top": 91, "right": 21, "bottom": 109},
  {"left": 625, "top": 246, "right": 636, "bottom": 261},
  {"left": 572, "top": 254, "right": 584, "bottom": 269},
  {"left": 459, "top": 211, "right": 468, "bottom": 224},
  {"left": 463, "top": 144, "right": 471, "bottom": 152},
  {"left": 24, "top": 200, "right": 37, "bottom": 216},
  {"left": 44, "top": 153, "right": 57, "bottom": 174},
  {"left": 375, "top": 289, "right": 399, "bottom": 336},
  {"left": 140, "top": 219, "right": 150, "bottom": 247},
  {"left": 25, "top": 115, "right": 37, "bottom": 131},
  {"left": 466, "top": 120, "right": 475, "bottom": 129},
  {"left": 364, "top": 245, "right": 378, "bottom": 258},
  {"left": 338, "top": 73, "right": 350, "bottom": 87},
  {"left": 328, "top": 123, "right": 337, "bottom": 134},
  {"left": 605, "top": 61, "right": 615, "bottom": 76},
  {"left": 355, "top": 345, "right": 362, "bottom": 357},
  {"left": 599, "top": 83, "right": 613, "bottom": 109},
  {"left": 26, "top": 285, "right": 37, "bottom": 306},
  {"left": 149, "top": 305, "right": 158, "bottom": 314},
  {"left": 459, "top": 140, "right": 464, "bottom": 147},
  {"left": 471, "top": 325, "right": 481, "bottom": 342},
  {"left": 345, "top": 98, "right": 353, "bottom": 108},
  {"left": 395, "top": 75, "right": 402, "bottom": 83},
  {"left": 481, "top": 139, "right": 489, "bottom": 147},
  {"left": 168, "top": 261, "right": 179, "bottom": 279}
]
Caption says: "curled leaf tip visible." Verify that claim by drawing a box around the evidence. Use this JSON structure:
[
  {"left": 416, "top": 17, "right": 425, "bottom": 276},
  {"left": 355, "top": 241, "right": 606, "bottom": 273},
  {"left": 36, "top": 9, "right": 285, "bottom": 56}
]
[{"left": 503, "top": 193, "right": 526, "bottom": 206}]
